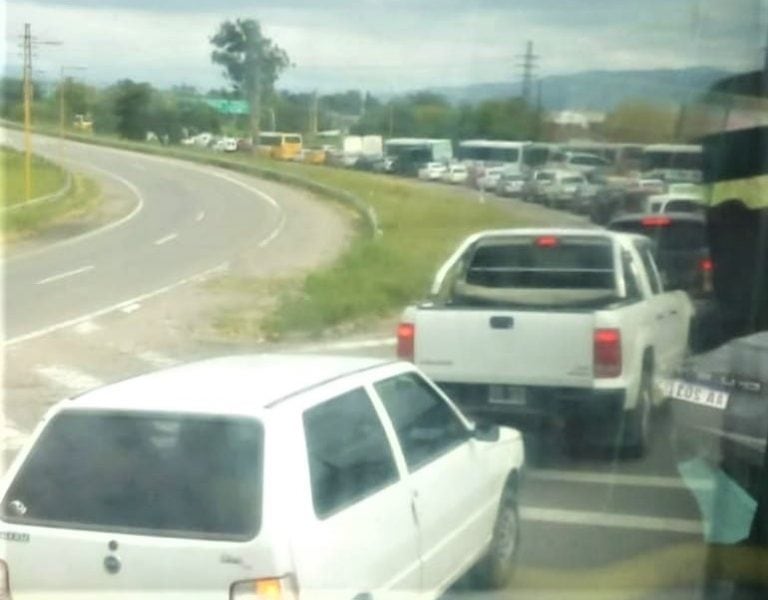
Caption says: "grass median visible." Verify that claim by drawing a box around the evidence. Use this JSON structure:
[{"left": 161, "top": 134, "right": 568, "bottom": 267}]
[
  {"left": 2, "top": 145, "right": 68, "bottom": 205},
  {"left": 215, "top": 159, "right": 551, "bottom": 339},
  {"left": 2, "top": 146, "right": 102, "bottom": 243}
]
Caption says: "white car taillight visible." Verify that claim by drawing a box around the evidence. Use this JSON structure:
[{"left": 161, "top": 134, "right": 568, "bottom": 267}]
[
  {"left": 0, "top": 559, "right": 10, "bottom": 600},
  {"left": 231, "top": 576, "right": 298, "bottom": 600}
]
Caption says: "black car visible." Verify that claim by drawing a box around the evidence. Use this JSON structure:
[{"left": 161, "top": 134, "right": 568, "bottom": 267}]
[
  {"left": 668, "top": 331, "right": 768, "bottom": 501},
  {"left": 607, "top": 212, "right": 713, "bottom": 296},
  {"left": 608, "top": 212, "right": 721, "bottom": 351}
]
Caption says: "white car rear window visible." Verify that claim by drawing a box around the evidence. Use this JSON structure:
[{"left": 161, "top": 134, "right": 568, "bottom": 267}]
[{"left": 2, "top": 411, "right": 264, "bottom": 541}]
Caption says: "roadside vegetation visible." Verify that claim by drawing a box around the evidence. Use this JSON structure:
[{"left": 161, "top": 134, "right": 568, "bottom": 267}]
[
  {"left": 2, "top": 146, "right": 68, "bottom": 205},
  {"left": 2, "top": 147, "right": 102, "bottom": 243},
  {"left": 229, "top": 159, "right": 551, "bottom": 338}
]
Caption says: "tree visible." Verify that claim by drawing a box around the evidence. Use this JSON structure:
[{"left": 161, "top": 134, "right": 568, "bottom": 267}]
[
  {"left": 111, "top": 79, "right": 153, "bottom": 140},
  {"left": 602, "top": 101, "right": 680, "bottom": 143},
  {"left": 210, "top": 18, "right": 291, "bottom": 137}
]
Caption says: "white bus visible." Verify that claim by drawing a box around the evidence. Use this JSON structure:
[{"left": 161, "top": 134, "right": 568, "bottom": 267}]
[
  {"left": 642, "top": 144, "right": 703, "bottom": 183},
  {"left": 457, "top": 140, "right": 564, "bottom": 173},
  {"left": 383, "top": 138, "right": 453, "bottom": 174},
  {"left": 457, "top": 140, "right": 530, "bottom": 170}
]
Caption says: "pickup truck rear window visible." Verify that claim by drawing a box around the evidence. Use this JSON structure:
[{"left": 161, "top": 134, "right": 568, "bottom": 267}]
[
  {"left": 2, "top": 411, "right": 264, "bottom": 541},
  {"left": 465, "top": 237, "right": 615, "bottom": 290}
]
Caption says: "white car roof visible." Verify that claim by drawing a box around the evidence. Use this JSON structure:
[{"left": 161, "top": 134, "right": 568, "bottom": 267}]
[{"left": 66, "top": 354, "right": 391, "bottom": 417}]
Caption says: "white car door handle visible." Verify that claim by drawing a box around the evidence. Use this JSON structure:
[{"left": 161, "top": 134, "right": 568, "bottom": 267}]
[{"left": 410, "top": 497, "right": 420, "bottom": 525}]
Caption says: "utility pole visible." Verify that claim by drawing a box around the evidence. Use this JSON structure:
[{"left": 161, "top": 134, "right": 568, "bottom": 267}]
[
  {"left": 535, "top": 79, "right": 543, "bottom": 140},
  {"left": 22, "top": 23, "right": 33, "bottom": 201},
  {"left": 308, "top": 90, "right": 319, "bottom": 135},
  {"left": 516, "top": 40, "right": 539, "bottom": 105},
  {"left": 19, "top": 23, "right": 62, "bottom": 200}
]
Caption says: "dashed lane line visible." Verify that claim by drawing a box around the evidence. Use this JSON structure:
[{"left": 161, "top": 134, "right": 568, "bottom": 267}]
[
  {"left": 135, "top": 351, "right": 179, "bottom": 369},
  {"left": 4, "top": 261, "right": 229, "bottom": 347},
  {"left": 154, "top": 232, "right": 178, "bottom": 246},
  {"left": 36, "top": 265, "right": 94, "bottom": 285},
  {"left": 527, "top": 469, "right": 712, "bottom": 491},
  {"left": 521, "top": 506, "right": 702, "bottom": 536},
  {"left": 36, "top": 365, "right": 105, "bottom": 394},
  {"left": 297, "top": 337, "right": 396, "bottom": 352},
  {"left": 72, "top": 320, "right": 101, "bottom": 335}
]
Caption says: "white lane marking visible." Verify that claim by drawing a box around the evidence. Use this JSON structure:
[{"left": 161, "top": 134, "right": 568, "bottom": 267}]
[
  {"left": 36, "top": 365, "right": 104, "bottom": 394},
  {"left": 36, "top": 265, "right": 94, "bottom": 285},
  {"left": 521, "top": 506, "right": 702, "bottom": 535},
  {"left": 195, "top": 210, "right": 205, "bottom": 222},
  {"left": 4, "top": 162, "right": 145, "bottom": 264},
  {"left": 136, "top": 351, "right": 178, "bottom": 369},
  {"left": 298, "top": 337, "right": 396, "bottom": 352},
  {"left": 527, "top": 469, "right": 712, "bottom": 491},
  {"left": 4, "top": 262, "right": 229, "bottom": 347},
  {"left": 154, "top": 232, "right": 178, "bottom": 246},
  {"left": 195, "top": 169, "right": 286, "bottom": 248},
  {"left": 258, "top": 211, "right": 287, "bottom": 248},
  {"left": 121, "top": 303, "right": 141, "bottom": 314},
  {"left": 206, "top": 169, "right": 281, "bottom": 210},
  {"left": 72, "top": 320, "right": 101, "bottom": 335}
]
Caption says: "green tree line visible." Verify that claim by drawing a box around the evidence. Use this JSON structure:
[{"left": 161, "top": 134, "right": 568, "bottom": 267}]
[{"left": 0, "top": 17, "right": 685, "bottom": 146}]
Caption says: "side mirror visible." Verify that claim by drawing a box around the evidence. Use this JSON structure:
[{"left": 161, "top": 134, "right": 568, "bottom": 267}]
[{"left": 473, "top": 422, "right": 500, "bottom": 442}]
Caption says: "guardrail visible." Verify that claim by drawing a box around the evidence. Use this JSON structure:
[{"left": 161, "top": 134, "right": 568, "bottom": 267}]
[{"left": 1, "top": 122, "right": 381, "bottom": 238}]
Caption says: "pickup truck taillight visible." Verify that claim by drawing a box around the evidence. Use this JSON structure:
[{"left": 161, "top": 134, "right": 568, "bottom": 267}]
[
  {"left": 594, "top": 328, "right": 622, "bottom": 378},
  {"left": 231, "top": 576, "right": 298, "bottom": 599},
  {"left": 699, "top": 258, "right": 714, "bottom": 293},
  {"left": 397, "top": 322, "right": 415, "bottom": 361}
]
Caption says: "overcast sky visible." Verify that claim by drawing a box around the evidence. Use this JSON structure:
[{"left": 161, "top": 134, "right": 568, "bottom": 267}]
[{"left": 4, "top": 0, "right": 768, "bottom": 93}]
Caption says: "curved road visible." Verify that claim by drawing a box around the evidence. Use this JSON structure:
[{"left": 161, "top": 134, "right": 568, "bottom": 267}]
[{"left": 3, "top": 130, "right": 311, "bottom": 343}]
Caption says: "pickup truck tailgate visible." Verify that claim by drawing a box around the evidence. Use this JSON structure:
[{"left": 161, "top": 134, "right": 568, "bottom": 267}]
[{"left": 413, "top": 308, "right": 595, "bottom": 387}]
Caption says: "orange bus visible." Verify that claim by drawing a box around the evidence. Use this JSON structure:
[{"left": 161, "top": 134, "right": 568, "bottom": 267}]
[{"left": 257, "top": 132, "right": 303, "bottom": 160}]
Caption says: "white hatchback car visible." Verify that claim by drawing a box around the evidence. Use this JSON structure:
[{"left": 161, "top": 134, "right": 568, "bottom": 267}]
[
  {"left": 441, "top": 164, "right": 469, "bottom": 185},
  {"left": 0, "top": 355, "right": 524, "bottom": 600},
  {"left": 417, "top": 162, "right": 448, "bottom": 181}
]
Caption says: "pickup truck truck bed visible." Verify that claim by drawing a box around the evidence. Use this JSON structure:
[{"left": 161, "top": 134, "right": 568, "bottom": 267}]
[{"left": 398, "top": 229, "right": 695, "bottom": 456}]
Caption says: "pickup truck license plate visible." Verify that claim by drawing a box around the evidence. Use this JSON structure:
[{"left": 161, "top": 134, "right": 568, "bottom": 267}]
[
  {"left": 661, "top": 379, "right": 730, "bottom": 410},
  {"left": 489, "top": 385, "right": 527, "bottom": 405}
]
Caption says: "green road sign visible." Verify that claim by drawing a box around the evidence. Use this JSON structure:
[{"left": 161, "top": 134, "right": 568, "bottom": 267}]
[{"left": 204, "top": 98, "right": 250, "bottom": 115}]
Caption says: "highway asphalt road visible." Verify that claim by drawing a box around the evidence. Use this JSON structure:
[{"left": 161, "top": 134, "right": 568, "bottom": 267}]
[
  {"left": 3, "top": 129, "right": 298, "bottom": 343},
  {"left": 1, "top": 134, "right": 712, "bottom": 598}
]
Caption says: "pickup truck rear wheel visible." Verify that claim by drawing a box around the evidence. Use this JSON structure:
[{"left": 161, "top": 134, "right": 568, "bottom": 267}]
[
  {"left": 623, "top": 366, "right": 653, "bottom": 458},
  {"left": 473, "top": 483, "right": 520, "bottom": 589}
]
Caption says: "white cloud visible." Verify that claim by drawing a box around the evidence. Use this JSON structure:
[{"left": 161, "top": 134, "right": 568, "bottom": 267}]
[{"left": 5, "top": 0, "right": 767, "bottom": 92}]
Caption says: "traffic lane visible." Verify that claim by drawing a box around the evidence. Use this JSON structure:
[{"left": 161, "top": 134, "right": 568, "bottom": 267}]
[
  {"left": 446, "top": 529, "right": 707, "bottom": 599},
  {"left": 3, "top": 137, "right": 285, "bottom": 341},
  {"left": 4, "top": 168, "right": 281, "bottom": 340}
]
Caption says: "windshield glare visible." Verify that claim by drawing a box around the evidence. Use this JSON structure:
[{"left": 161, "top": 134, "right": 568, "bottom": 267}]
[{"left": 2, "top": 0, "right": 767, "bottom": 597}]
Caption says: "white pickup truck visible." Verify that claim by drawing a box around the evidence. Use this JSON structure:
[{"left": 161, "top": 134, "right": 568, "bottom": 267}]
[{"left": 398, "top": 229, "right": 695, "bottom": 456}]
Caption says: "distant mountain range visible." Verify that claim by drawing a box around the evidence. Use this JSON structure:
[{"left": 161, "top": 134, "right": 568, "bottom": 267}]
[{"left": 426, "top": 67, "right": 732, "bottom": 112}]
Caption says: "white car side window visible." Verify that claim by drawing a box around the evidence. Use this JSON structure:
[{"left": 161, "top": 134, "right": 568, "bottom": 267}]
[
  {"left": 303, "top": 387, "right": 399, "bottom": 519},
  {"left": 374, "top": 373, "right": 469, "bottom": 472}
]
